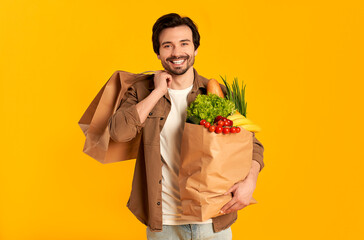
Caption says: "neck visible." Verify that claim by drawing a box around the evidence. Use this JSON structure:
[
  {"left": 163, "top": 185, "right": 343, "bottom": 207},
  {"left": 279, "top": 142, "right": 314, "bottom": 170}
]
[{"left": 169, "top": 67, "right": 194, "bottom": 90}]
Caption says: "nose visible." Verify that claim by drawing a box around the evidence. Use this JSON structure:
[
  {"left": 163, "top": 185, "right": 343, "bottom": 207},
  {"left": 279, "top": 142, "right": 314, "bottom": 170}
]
[{"left": 171, "top": 45, "right": 183, "bottom": 58}]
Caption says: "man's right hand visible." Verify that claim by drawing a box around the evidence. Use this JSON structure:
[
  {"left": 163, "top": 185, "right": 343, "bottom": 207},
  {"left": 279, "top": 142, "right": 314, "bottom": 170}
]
[
  {"left": 153, "top": 71, "right": 173, "bottom": 96},
  {"left": 132, "top": 71, "right": 173, "bottom": 125}
]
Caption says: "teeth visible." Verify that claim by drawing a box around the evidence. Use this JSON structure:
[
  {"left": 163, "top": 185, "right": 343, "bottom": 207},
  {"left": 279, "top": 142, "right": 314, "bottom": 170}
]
[{"left": 172, "top": 60, "right": 184, "bottom": 64}]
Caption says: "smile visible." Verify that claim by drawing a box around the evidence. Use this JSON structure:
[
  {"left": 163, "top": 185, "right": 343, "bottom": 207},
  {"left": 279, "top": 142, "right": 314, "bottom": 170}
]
[{"left": 170, "top": 59, "right": 186, "bottom": 65}]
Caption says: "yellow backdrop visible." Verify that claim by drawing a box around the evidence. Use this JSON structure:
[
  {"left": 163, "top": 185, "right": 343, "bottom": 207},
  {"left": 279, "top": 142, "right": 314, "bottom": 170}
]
[{"left": 1, "top": 0, "right": 363, "bottom": 239}]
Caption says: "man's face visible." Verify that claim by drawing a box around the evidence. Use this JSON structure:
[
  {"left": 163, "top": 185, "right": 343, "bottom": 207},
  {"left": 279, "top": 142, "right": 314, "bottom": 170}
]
[{"left": 157, "top": 25, "right": 197, "bottom": 75}]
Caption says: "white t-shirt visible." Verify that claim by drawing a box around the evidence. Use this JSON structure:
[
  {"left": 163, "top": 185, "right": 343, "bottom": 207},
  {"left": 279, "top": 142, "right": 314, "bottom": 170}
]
[{"left": 160, "top": 85, "right": 212, "bottom": 225}]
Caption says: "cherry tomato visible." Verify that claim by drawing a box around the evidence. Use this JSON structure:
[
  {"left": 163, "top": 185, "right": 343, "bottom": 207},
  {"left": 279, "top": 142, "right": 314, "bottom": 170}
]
[
  {"left": 230, "top": 127, "right": 236, "bottom": 133},
  {"left": 227, "top": 119, "right": 233, "bottom": 126},
  {"left": 223, "top": 127, "right": 230, "bottom": 134},
  {"left": 236, "top": 127, "right": 241, "bottom": 133},
  {"left": 214, "top": 116, "right": 222, "bottom": 123},
  {"left": 208, "top": 125, "right": 216, "bottom": 132},
  {"left": 200, "top": 119, "right": 206, "bottom": 125},
  {"left": 221, "top": 117, "right": 227, "bottom": 122},
  {"left": 217, "top": 120, "right": 224, "bottom": 127},
  {"left": 204, "top": 122, "right": 211, "bottom": 128},
  {"left": 215, "top": 126, "right": 223, "bottom": 134},
  {"left": 224, "top": 120, "right": 230, "bottom": 126}
]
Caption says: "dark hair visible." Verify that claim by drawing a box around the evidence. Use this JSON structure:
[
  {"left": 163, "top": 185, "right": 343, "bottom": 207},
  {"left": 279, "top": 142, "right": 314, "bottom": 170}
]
[{"left": 152, "top": 13, "right": 200, "bottom": 55}]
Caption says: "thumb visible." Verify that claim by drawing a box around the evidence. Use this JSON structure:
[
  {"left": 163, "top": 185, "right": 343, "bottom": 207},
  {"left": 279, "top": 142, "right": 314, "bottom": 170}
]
[{"left": 167, "top": 77, "right": 173, "bottom": 88}]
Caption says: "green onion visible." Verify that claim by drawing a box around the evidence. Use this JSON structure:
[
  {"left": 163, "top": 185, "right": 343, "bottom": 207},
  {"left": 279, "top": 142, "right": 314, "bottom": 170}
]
[{"left": 221, "top": 76, "right": 247, "bottom": 117}]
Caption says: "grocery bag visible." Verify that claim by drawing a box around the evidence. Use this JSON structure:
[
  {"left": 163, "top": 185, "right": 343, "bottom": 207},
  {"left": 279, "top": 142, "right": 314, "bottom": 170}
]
[
  {"left": 78, "top": 71, "right": 151, "bottom": 163},
  {"left": 179, "top": 122, "right": 257, "bottom": 221}
]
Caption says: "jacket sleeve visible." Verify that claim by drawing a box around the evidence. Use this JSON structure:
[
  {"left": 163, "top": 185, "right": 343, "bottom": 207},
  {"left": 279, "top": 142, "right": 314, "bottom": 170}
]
[
  {"left": 108, "top": 86, "right": 146, "bottom": 142},
  {"left": 252, "top": 133, "right": 265, "bottom": 172}
]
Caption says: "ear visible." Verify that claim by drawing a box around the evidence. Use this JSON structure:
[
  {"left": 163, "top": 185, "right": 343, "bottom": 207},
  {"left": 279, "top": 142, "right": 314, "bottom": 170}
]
[{"left": 157, "top": 54, "right": 161, "bottom": 60}]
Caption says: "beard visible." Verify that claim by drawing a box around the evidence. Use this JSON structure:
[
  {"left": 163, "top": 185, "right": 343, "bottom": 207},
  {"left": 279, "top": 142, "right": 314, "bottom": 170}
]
[{"left": 161, "top": 54, "right": 195, "bottom": 75}]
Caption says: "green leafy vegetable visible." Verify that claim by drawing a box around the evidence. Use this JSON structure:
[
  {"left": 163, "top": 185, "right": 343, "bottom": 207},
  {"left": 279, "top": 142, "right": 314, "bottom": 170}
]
[
  {"left": 187, "top": 93, "right": 235, "bottom": 124},
  {"left": 220, "top": 76, "right": 247, "bottom": 117}
]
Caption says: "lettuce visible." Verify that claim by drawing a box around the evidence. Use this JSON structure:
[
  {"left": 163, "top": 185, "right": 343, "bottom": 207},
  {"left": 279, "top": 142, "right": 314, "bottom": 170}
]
[{"left": 187, "top": 93, "right": 235, "bottom": 123}]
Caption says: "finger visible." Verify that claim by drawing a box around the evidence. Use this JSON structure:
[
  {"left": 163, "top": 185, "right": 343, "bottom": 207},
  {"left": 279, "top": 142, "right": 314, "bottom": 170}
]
[
  {"left": 164, "top": 72, "right": 173, "bottom": 79},
  {"left": 220, "top": 197, "right": 237, "bottom": 213},
  {"left": 224, "top": 184, "right": 237, "bottom": 195},
  {"left": 167, "top": 79, "right": 172, "bottom": 88},
  {"left": 225, "top": 202, "right": 246, "bottom": 214},
  {"left": 226, "top": 197, "right": 251, "bottom": 213},
  {"left": 165, "top": 73, "right": 173, "bottom": 79}
]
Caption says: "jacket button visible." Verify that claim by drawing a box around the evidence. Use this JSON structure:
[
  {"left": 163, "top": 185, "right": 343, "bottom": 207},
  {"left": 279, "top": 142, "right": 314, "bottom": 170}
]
[
  {"left": 159, "top": 180, "right": 161, "bottom": 184},
  {"left": 160, "top": 117, "right": 164, "bottom": 120},
  {"left": 149, "top": 112, "right": 153, "bottom": 116},
  {"left": 157, "top": 202, "right": 160, "bottom": 205}
]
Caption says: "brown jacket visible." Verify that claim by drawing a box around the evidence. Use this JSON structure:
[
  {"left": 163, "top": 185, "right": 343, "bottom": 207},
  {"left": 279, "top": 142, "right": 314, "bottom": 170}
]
[{"left": 108, "top": 68, "right": 264, "bottom": 232}]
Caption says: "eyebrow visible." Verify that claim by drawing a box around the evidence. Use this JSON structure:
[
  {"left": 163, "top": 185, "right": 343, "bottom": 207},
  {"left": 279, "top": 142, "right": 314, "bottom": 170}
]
[{"left": 161, "top": 39, "right": 191, "bottom": 45}]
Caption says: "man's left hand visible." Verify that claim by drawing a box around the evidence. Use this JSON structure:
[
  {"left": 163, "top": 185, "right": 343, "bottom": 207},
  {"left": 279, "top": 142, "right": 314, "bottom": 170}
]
[{"left": 220, "top": 160, "right": 260, "bottom": 214}]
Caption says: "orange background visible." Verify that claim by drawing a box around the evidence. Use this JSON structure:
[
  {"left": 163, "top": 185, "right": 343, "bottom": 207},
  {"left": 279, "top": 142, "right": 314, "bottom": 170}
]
[{"left": 1, "top": 0, "right": 363, "bottom": 239}]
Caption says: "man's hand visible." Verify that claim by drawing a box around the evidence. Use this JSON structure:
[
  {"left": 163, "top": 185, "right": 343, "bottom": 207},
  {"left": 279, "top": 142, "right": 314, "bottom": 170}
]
[
  {"left": 220, "top": 160, "right": 260, "bottom": 214},
  {"left": 134, "top": 71, "right": 173, "bottom": 124},
  {"left": 153, "top": 71, "right": 173, "bottom": 96}
]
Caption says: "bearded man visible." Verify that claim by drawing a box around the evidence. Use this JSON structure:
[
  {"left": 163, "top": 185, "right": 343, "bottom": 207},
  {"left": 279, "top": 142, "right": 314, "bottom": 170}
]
[{"left": 108, "top": 13, "right": 264, "bottom": 240}]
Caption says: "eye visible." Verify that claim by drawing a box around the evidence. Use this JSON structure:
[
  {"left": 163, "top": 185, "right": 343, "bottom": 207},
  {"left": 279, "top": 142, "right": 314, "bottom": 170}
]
[
  {"left": 163, "top": 44, "right": 171, "bottom": 48},
  {"left": 182, "top": 42, "right": 189, "bottom": 46}
]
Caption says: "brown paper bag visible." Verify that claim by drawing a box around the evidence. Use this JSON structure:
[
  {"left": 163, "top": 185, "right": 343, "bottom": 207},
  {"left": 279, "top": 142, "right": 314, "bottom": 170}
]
[
  {"left": 78, "top": 71, "right": 151, "bottom": 163},
  {"left": 179, "top": 123, "right": 257, "bottom": 221}
]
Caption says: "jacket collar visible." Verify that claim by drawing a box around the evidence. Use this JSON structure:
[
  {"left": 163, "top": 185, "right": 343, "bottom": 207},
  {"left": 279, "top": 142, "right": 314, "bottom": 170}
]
[{"left": 191, "top": 68, "right": 207, "bottom": 93}]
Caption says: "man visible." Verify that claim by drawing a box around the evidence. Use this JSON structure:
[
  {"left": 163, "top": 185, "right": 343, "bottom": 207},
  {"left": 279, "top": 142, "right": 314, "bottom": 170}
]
[{"left": 108, "top": 13, "right": 264, "bottom": 239}]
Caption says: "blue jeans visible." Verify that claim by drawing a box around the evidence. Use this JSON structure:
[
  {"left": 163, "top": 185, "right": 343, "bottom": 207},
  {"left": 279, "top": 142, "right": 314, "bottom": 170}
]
[{"left": 146, "top": 223, "right": 232, "bottom": 240}]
